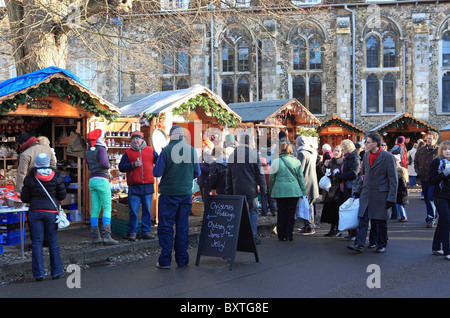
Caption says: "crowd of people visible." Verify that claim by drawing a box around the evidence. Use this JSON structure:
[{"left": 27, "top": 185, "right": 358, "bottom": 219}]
[{"left": 15, "top": 126, "right": 449, "bottom": 280}]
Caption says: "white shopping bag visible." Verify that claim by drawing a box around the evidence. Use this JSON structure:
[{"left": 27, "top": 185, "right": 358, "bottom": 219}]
[
  {"left": 338, "top": 198, "right": 360, "bottom": 231},
  {"left": 296, "top": 196, "right": 311, "bottom": 220}
]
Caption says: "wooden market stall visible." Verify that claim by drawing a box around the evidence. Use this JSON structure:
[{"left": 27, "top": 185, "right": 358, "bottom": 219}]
[
  {"left": 317, "top": 115, "right": 365, "bottom": 149},
  {"left": 119, "top": 84, "right": 242, "bottom": 220},
  {"left": 229, "top": 98, "right": 321, "bottom": 159},
  {"left": 368, "top": 112, "right": 439, "bottom": 149},
  {"left": 440, "top": 124, "right": 450, "bottom": 141},
  {"left": 0, "top": 66, "right": 121, "bottom": 225}
]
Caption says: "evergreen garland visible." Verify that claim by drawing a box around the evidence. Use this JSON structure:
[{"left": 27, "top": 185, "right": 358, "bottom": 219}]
[
  {"left": 0, "top": 78, "right": 118, "bottom": 123},
  {"left": 172, "top": 94, "right": 240, "bottom": 127}
]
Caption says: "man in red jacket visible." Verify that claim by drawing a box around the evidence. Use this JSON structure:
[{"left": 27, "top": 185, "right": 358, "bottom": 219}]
[{"left": 119, "top": 131, "right": 159, "bottom": 241}]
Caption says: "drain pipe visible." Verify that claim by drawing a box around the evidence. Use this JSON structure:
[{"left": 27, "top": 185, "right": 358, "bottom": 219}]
[
  {"left": 403, "top": 42, "right": 406, "bottom": 113},
  {"left": 344, "top": 4, "right": 356, "bottom": 125}
]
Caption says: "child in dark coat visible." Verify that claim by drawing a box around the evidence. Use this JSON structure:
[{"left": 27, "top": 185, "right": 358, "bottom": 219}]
[{"left": 396, "top": 166, "right": 409, "bottom": 222}]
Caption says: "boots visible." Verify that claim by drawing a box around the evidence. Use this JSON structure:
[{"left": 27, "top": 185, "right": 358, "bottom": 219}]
[
  {"left": 90, "top": 226, "right": 102, "bottom": 244},
  {"left": 101, "top": 224, "right": 118, "bottom": 245}
]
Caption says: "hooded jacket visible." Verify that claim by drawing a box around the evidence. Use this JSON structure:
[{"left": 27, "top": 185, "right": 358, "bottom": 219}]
[
  {"left": 16, "top": 138, "right": 57, "bottom": 192},
  {"left": 21, "top": 169, "right": 67, "bottom": 212}
]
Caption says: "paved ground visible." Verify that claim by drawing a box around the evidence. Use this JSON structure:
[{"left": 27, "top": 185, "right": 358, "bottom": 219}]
[{"left": 1, "top": 186, "right": 449, "bottom": 301}]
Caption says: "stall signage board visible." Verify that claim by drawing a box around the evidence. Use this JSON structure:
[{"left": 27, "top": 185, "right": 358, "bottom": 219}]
[
  {"left": 195, "top": 195, "right": 259, "bottom": 271},
  {"left": 28, "top": 100, "right": 52, "bottom": 109}
]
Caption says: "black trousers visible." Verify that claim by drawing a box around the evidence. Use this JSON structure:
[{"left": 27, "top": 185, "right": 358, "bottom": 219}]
[
  {"left": 275, "top": 197, "right": 298, "bottom": 241},
  {"left": 356, "top": 207, "right": 388, "bottom": 248}
]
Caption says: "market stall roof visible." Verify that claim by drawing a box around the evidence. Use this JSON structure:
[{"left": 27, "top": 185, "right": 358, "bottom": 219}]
[
  {"left": 228, "top": 98, "right": 321, "bottom": 126},
  {"left": 318, "top": 115, "right": 365, "bottom": 134},
  {"left": 0, "top": 66, "right": 120, "bottom": 114},
  {"left": 440, "top": 124, "right": 450, "bottom": 131},
  {"left": 119, "top": 84, "right": 241, "bottom": 121},
  {"left": 369, "top": 112, "right": 438, "bottom": 134}
]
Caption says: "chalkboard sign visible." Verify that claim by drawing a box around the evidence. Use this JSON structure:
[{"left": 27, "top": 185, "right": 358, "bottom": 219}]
[{"left": 195, "top": 195, "right": 259, "bottom": 271}]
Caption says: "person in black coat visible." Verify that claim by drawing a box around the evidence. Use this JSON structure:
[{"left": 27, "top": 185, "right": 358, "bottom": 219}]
[
  {"left": 226, "top": 134, "right": 267, "bottom": 244},
  {"left": 334, "top": 140, "right": 360, "bottom": 240},
  {"left": 429, "top": 140, "right": 450, "bottom": 260},
  {"left": 21, "top": 153, "right": 67, "bottom": 281}
]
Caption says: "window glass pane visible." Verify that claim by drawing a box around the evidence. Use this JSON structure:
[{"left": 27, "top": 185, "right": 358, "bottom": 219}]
[
  {"left": 237, "top": 77, "right": 249, "bottom": 102},
  {"left": 238, "top": 41, "right": 250, "bottom": 72},
  {"left": 222, "top": 77, "right": 234, "bottom": 104},
  {"left": 176, "top": 78, "right": 189, "bottom": 89},
  {"left": 76, "top": 58, "right": 97, "bottom": 92},
  {"left": 162, "top": 52, "right": 174, "bottom": 74},
  {"left": 383, "top": 74, "right": 396, "bottom": 112},
  {"left": 293, "top": 76, "right": 306, "bottom": 106},
  {"left": 367, "top": 74, "right": 379, "bottom": 113},
  {"left": 443, "top": 33, "right": 450, "bottom": 67},
  {"left": 309, "top": 75, "right": 321, "bottom": 113},
  {"left": 162, "top": 79, "right": 173, "bottom": 91},
  {"left": 443, "top": 73, "right": 450, "bottom": 112},
  {"left": 366, "top": 36, "right": 379, "bottom": 68},
  {"left": 293, "top": 39, "right": 306, "bottom": 70},
  {"left": 177, "top": 48, "right": 189, "bottom": 74},
  {"left": 383, "top": 35, "right": 396, "bottom": 68},
  {"left": 309, "top": 37, "right": 322, "bottom": 70},
  {"left": 222, "top": 42, "right": 234, "bottom": 72}
]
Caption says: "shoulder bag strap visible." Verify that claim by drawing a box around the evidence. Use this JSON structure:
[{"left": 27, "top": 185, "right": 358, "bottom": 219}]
[
  {"left": 280, "top": 157, "right": 297, "bottom": 180},
  {"left": 34, "top": 176, "right": 59, "bottom": 211}
]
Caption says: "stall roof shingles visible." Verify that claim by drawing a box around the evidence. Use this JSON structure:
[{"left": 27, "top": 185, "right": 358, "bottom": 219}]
[{"left": 228, "top": 99, "right": 291, "bottom": 122}]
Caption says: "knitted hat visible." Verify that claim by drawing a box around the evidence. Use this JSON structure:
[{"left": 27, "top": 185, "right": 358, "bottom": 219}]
[
  {"left": 322, "top": 143, "right": 332, "bottom": 151},
  {"left": 131, "top": 131, "right": 144, "bottom": 140},
  {"left": 397, "top": 136, "right": 405, "bottom": 144},
  {"left": 35, "top": 153, "right": 50, "bottom": 168},
  {"left": 88, "top": 129, "right": 104, "bottom": 151}
]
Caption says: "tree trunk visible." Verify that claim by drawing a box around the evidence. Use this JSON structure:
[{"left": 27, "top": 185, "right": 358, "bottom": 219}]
[{"left": 5, "top": 0, "right": 134, "bottom": 75}]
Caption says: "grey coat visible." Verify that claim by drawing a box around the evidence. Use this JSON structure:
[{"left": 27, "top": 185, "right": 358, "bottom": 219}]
[
  {"left": 355, "top": 150, "right": 398, "bottom": 220},
  {"left": 297, "top": 145, "right": 319, "bottom": 204}
]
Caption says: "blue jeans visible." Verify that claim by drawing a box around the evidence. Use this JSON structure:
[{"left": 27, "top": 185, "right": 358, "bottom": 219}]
[
  {"left": 421, "top": 181, "right": 437, "bottom": 223},
  {"left": 409, "top": 176, "right": 417, "bottom": 186},
  {"left": 128, "top": 193, "right": 152, "bottom": 235},
  {"left": 247, "top": 197, "right": 259, "bottom": 237},
  {"left": 157, "top": 194, "right": 191, "bottom": 267},
  {"left": 28, "top": 211, "right": 63, "bottom": 279},
  {"left": 396, "top": 204, "right": 407, "bottom": 219},
  {"left": 432, "top": 199, "right": 450, "bottom": 256}
]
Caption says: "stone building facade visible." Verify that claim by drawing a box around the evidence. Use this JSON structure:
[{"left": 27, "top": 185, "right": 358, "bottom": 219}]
[{"left": 0, "top": 0, "right": 449, "bottom": 132}]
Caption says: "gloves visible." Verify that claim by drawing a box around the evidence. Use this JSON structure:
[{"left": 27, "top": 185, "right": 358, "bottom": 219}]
[
  {"left": 353, "top": 193, "right": 360, "bottom": 199},
  {"left": 386, "top": 201, "right": 396, "bottom": 209}
]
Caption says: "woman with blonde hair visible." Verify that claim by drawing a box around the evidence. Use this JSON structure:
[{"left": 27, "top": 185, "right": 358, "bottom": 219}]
[
  {"left": 429, "top": 140, "right": 450, "bottom": 260},
  {"left": 269, "top": 142, "right": 306, "bottom": 241},
  {"left": 335, "top": 139, "right": 360, "bottom": 240}
]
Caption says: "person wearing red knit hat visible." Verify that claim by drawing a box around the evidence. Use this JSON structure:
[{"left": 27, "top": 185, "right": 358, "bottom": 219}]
[{"left": 85, "top": 128, "right": 117, "bottom": 245}]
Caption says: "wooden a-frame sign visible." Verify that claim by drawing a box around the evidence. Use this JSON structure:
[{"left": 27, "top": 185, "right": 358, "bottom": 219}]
[{"left": 195, "top": 195, "right": 259, "bottom": 271}]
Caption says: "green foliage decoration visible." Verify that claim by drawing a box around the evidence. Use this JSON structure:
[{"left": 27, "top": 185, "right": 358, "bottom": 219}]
[
  {"left": 0, "top": 78, "right": 118, "bottom": 123},
  {"left": 172, "top": 94, "right": 240, "bottom": 127}
]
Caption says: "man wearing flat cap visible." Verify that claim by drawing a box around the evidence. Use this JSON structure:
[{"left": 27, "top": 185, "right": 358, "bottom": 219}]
[
  {"left": 153, "top": 125, "right": 201, "bottom": 269},
  {"left": 119, "top": 131, "right": 159, "bottom": 241}
]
